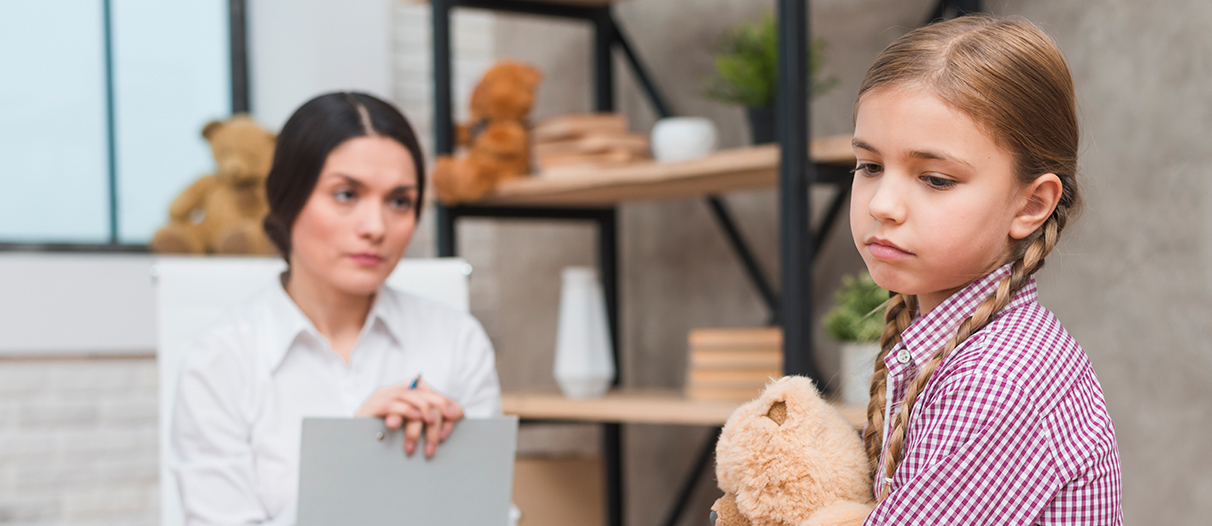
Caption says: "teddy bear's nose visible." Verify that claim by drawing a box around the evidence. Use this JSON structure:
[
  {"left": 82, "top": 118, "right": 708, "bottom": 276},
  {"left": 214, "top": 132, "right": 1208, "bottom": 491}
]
[
  {"left": 709, "top": 510, "right": 718, "bottom": 525},
  {"left": 766, "top": 400, "right": 787, "bottom": 426}
]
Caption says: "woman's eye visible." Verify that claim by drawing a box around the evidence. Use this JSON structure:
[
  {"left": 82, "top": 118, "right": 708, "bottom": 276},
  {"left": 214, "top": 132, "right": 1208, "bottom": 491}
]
[
  {"left": 851, "top": 163, "right": 883, "bottom": 177},
  {"left": 334, "top": 189, "right": 356, "bottom": 202},
  {"left": 390, "top": 196, "right": 415, "bottom": 211},
  {"left": 921, "top": 175, "right": 956, "bottom": 189}
]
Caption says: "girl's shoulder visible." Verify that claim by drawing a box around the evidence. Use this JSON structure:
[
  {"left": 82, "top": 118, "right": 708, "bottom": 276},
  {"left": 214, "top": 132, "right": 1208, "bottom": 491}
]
[{"left": 944, "top": 301, "right": 1095, "bottom": 410}]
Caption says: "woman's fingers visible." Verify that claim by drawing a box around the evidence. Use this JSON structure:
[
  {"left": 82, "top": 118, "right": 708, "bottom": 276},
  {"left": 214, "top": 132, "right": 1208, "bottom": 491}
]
[
  {"left": 424, "top": 411, "right": 444, "bottom": 458},
  {"left": 359, "top": 380, "right": 469, "bottom": 455},
  {"left": 403, "top": 417, "right": 424, "bottom": 456},
  {"left": 384, "top": 413, "right": 403, "bottom": 430}
]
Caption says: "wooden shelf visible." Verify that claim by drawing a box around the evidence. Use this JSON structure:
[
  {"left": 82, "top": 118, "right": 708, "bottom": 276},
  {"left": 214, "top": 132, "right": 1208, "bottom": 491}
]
[
  {"left": 470, "top": 134, "right": 854, "bottom": 207},
  {"left": 502, "top": 388, "right": 866, "bottom": 429}
]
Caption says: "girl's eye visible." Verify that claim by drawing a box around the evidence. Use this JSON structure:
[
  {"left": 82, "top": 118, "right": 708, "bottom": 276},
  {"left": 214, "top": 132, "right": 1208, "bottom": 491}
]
[
  {"left": 921, "top": 175, "right": 956, "bottom": 190},
  {"left": 851, "top": 163, "right": 883, "bottom": 177},
  {"left": 334, "top": 188, "right": 356, "bottom": 202}
]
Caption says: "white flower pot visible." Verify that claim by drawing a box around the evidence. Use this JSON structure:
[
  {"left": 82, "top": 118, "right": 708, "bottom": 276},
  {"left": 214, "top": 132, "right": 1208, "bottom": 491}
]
[
  {"left": 553, "top": 267, "right": 615, "bottom": 399},
  {"left": 839, "top": 342, "right": 881, "bottom": 406},
  {"left": 650, "top": 117, "right": 718, "bottom": 162}
]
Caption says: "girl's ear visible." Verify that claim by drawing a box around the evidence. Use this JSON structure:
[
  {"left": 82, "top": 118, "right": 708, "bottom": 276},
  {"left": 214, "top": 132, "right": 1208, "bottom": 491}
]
[{"left": 1009, "top": 173, "right": 1062, "bottom": 240}]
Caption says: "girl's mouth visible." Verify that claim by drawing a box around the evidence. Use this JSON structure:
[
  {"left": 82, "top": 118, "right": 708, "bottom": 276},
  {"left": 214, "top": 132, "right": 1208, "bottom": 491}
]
[{"left": 866, "top": 238, "right": 913, "bottom": 260}]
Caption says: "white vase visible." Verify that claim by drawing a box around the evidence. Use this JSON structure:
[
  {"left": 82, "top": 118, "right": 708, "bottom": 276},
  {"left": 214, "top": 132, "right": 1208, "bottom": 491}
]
[
  {"left": 553, "top": 267, "right": 615, "bottom": 399},
  {"left": 839, "top": 342, "right": 880, "bottom": 406}
]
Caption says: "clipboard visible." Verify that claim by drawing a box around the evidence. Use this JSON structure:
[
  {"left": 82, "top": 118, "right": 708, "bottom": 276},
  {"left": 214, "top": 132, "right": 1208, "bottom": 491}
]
[{"left": 297, "top": 416, "right": 519, "bottom": 526}]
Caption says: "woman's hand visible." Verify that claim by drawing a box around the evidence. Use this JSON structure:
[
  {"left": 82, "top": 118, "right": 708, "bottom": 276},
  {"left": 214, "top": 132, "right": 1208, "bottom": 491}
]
[{"left": 356, "top": 380, "right": 464, "bottom": 457}]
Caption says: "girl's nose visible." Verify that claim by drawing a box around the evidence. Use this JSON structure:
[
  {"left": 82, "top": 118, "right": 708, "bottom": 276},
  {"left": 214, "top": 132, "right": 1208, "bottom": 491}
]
[{"left": 867, "top": 175, "right": 907, "bottom": 224}]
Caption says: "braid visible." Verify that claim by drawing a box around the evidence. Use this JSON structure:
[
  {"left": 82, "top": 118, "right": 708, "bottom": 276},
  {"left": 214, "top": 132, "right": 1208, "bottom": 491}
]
[
  {"left": 864, "top": 292, "right": 917, "bottom": 474},
  {"left": 877, "top": 217, "right": 1061, "bottom": 500}
]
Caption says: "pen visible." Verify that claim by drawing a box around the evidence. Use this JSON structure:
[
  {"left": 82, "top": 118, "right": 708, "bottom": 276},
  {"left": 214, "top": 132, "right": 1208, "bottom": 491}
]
[{"left": 409, "top": 375, "right": 421, "bottom": 389}]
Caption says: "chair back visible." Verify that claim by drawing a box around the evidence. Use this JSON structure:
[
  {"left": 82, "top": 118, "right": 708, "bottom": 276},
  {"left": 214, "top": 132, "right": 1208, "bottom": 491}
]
[{"left": 154, "top": 256, "right": 472, "bottom": 526}]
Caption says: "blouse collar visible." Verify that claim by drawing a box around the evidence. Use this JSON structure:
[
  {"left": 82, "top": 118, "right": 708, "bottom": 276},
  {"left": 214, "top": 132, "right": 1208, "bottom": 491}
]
[
  {"left": 885, "top": 263, "right": 1039, "bottom": 375},
  {"left": 261, "top": 279, "right": 402, "bottom": 372}
]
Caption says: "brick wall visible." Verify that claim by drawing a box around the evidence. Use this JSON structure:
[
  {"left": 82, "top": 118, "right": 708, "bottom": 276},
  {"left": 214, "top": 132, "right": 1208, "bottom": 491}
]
[{"left": 0, "top": 359, "right": 159, "bottom": 525}]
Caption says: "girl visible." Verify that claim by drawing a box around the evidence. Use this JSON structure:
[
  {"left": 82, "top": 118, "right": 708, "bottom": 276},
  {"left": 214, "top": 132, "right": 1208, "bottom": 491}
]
[
  {"left": 172, "top": 92, "right": 502, "bottom": 525},
  {"left": 849, "top": 16, "right": 1122, "bottom": 523}
]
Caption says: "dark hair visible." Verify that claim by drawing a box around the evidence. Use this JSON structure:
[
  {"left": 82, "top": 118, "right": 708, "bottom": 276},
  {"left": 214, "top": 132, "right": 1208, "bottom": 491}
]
[{"left": 263, "top": 92, "right": 426, "bottom": 262}]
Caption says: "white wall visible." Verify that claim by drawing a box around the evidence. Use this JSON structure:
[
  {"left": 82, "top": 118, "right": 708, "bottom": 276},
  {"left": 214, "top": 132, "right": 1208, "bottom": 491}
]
[
  {"left": 0, "top": 254, "right": 155, "bottom": 356},
  {"left": 248, "top": 0, "right": 393, "bottom": 131}
]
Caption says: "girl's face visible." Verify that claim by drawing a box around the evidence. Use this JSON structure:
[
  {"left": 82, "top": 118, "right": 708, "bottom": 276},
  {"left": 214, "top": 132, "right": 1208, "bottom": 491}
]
[
  {"left": 289, "top": 135, "right": 419, "bottom": 298},
  {"left": 850, "top": 86, "right": 1028, "bottom": 313}
]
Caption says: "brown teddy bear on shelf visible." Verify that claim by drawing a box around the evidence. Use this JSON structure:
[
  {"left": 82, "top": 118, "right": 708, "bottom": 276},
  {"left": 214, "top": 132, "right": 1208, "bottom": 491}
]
[
  {"left": 432, "top": 60, "right": 543, "bottom": 204},
  {"left": 712, "top": 376, "right": 874, "bottom": 526},
  {"left": 150, "top": 115, "right": 277, "bottom": 255}
]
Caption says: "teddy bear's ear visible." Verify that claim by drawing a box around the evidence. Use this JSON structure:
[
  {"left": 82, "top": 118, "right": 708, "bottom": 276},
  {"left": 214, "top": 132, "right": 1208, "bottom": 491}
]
[
  {"left": 202, "top": 120, "right": 224, "bottom": 140},
  {"left": 766, "top": 400, "right": 787, "bottom": 426}
]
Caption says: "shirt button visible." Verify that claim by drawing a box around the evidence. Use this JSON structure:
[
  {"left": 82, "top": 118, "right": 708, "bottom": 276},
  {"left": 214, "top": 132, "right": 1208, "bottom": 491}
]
[{"left": 896, "top": 349, "right": 912, "bottom": 364}]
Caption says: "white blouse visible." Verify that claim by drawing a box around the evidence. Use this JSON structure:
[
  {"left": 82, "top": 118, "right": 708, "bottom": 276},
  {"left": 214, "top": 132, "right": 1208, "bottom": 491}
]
[{"left": 171, "top": 283, "right": 502, "bottom": 526}]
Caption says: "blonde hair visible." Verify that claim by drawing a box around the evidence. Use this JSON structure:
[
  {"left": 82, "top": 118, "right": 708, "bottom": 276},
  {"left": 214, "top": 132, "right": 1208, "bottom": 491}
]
[{"left": 854, "top": 15, "right": 1082, "bottom": 500}]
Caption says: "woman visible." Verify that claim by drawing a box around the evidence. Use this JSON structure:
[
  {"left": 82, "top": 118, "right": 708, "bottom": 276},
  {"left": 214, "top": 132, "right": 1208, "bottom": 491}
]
[{"left": 171, "top": 92, "right": 502, "bottom": 525}]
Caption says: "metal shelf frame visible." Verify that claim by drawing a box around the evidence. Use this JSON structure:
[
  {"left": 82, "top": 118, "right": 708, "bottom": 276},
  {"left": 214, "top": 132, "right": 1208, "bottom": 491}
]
[{"left": 430, "top": 1, "right": 834, "bottom": 524}]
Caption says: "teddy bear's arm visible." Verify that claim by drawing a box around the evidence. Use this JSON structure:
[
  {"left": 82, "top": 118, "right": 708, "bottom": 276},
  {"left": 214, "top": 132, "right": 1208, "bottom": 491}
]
[{"left": 168, "top": 175, "right": 217, "bottom": 221}]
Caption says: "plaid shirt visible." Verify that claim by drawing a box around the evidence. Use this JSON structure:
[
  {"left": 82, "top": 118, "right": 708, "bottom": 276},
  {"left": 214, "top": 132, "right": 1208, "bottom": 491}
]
[{"left": 865, "top": 265, "right": 1122, "bottom": 525}]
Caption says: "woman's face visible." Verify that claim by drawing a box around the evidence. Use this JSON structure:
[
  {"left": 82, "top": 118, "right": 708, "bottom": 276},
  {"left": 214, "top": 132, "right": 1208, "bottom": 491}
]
[{"left": 289, "top": 135, "right": 419, "bottom": 297}]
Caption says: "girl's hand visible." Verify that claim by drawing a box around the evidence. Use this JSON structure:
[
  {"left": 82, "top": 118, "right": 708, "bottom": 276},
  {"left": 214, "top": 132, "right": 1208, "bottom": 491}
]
[{"left": 355, "top": 380, "right": 465, "bottom": 457}]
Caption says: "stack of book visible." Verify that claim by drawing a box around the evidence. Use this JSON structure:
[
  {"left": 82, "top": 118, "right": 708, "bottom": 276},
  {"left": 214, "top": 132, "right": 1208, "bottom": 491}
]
[
  {"left": 533, "top": 113, "right": 651, "bottom": 172},
  {"left": 685, "top": 327, "right": 783, "bottom": 402}
]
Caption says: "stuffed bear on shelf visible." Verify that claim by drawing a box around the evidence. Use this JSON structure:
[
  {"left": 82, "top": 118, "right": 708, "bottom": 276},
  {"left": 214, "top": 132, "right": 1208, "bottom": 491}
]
[
  {"left": 711, "top": 376, "right": 875, "bottom": 526},
  {"left": 432, "top": 60, "right": 543, "bottom": 204},
  {"left": 150, "top": 115, "right": 277, "bottom": 255}
]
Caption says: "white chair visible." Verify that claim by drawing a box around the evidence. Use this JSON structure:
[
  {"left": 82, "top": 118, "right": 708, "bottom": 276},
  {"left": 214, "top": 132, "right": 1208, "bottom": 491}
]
[{"left": 154, "top": 256, "right": 473, "bottom": 526}]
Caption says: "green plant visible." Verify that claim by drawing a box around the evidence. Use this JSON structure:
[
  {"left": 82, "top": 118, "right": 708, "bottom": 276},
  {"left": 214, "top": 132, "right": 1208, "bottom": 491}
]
[
  {"left": 823, "top": 273, "right": 887, "bottom": 343},
  {"left": 703, "top": 15, "right": 838, "bottom": 108}
]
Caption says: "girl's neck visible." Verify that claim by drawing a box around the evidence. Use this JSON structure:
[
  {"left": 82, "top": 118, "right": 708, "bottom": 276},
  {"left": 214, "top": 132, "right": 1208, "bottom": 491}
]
[
  {"left": 916, "top": 289, "right": 959, "bottom": 315},
  {"left": 284, "top": 264, "right": 373, "bottom": 364}
]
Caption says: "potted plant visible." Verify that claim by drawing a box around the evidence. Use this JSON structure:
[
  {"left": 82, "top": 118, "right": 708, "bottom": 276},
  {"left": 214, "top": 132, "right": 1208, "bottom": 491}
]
[
  {"left": 703, "top": 15, "right": 837, "bottom": 144},
  {"left": 822, "top": 273, "right": 886, "bottom": 405}
]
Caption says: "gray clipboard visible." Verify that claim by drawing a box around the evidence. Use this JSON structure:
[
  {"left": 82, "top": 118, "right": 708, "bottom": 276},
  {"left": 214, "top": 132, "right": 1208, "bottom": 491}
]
[{"left": 297, "top": 416, "right": 519, "bottom": 526}]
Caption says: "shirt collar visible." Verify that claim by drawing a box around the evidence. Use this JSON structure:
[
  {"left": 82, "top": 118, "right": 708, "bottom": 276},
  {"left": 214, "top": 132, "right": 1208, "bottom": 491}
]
[
  {"left": 886, "top": 263, "right": 1038, "bottom": 375},
  {"left": 262, "top": 279, "right": 403, "bottom": 372}
]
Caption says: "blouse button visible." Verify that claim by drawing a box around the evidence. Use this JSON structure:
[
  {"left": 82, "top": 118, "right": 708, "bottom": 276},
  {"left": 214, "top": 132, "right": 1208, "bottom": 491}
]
[{"left": 896, "top": 349, "right": 912, "bottom": 364}]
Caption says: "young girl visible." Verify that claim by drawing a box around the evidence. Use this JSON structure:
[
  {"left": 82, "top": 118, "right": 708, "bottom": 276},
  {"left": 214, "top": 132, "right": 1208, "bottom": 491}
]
[{"left": 849, "top": 16, "right": 1122, "bottom": 523}]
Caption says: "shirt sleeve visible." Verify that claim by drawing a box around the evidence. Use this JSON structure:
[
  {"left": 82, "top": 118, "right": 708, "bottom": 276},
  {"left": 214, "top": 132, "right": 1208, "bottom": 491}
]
[
  {"left": 452, "top": 315, "right": 502, "bottom": 418},
  {"left": 171, "top": 334, "right": 271, "bottom": 526},
  {"left": 864, "top": 371, "right": 1060, "bottom": 525}
]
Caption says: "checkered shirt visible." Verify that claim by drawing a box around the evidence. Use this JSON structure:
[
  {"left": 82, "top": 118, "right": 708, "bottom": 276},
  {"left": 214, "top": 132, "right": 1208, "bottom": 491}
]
[{"left": 865, "top": 265, "right": 1122, "bottom": 525}]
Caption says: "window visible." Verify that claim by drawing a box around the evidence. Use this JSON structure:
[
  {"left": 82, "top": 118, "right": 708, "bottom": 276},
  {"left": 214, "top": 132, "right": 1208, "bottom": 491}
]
[{"left": 0, "top": 1, "right": 234, "bottom": 247}]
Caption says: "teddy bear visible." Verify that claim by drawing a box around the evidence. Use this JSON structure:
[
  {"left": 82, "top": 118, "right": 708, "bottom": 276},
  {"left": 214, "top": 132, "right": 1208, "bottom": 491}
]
[
  {"left": 150, "top": 115, "right": 277, "bottom": 255},
  {"left": 711, "top": 376, "right": 875, "bottom": 526},
  {"left": 432, "top": 60, "right": 543, "bottom": 204}
]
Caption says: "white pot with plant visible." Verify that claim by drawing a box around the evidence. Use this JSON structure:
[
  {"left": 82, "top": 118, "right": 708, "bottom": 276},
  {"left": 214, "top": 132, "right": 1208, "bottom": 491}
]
[
  {"left": 823, "top": 273, "right": 887, "bottom": 406},
  {"left": 702, "top": 14, "right": 837, "bottom": 144}
]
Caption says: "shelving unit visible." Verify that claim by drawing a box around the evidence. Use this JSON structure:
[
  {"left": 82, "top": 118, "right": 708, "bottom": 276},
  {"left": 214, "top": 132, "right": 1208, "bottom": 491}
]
[{"left": 428, "top": 1, "right": 856, "bottom": 525}]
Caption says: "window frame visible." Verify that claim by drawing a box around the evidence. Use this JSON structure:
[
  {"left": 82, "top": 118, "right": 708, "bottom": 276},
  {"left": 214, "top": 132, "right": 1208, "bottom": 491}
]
[{"left": 0, "top": 0, "right": 250, "bottom": 253}]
